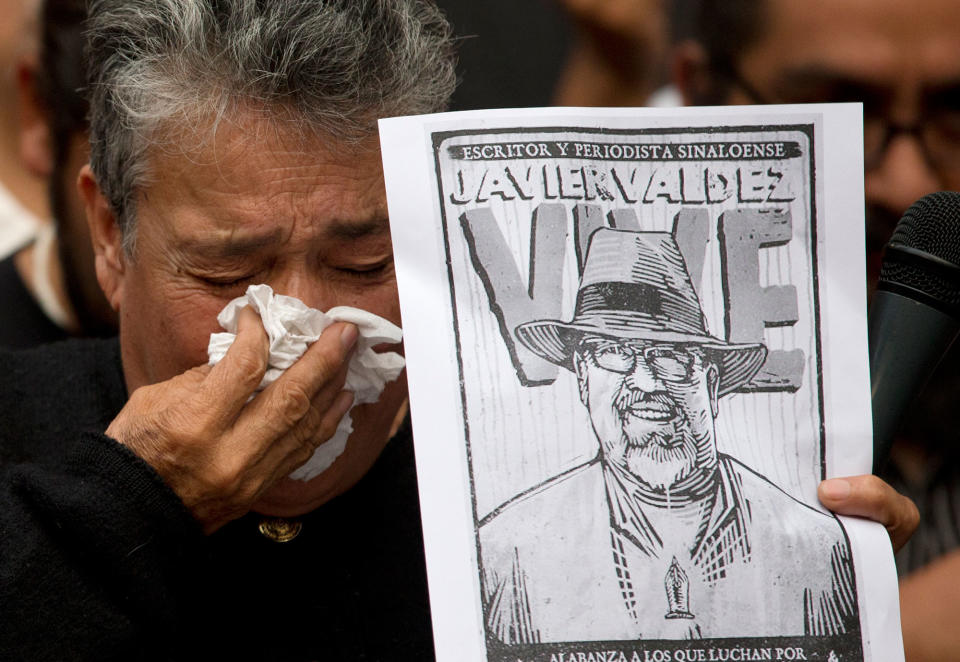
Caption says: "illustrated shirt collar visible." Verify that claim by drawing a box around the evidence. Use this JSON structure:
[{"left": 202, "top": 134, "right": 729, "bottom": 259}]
[{"left": 601, "top": 455, "right": 749, "bottom": 568}]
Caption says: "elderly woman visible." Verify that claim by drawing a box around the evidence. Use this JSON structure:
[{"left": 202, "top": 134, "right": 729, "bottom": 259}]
[{"left": 2, "top": 1, "right": 455, "bottom": 659}]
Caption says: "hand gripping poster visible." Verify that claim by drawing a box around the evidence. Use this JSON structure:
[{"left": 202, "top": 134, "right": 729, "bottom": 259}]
[{"left": 380, "top": 106, "right": 903, "bottom": 662}]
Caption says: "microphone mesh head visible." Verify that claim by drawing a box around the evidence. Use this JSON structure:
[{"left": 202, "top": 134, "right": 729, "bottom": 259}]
[{"left": 879, "top": 191, "right": 960, "bottom": 310}]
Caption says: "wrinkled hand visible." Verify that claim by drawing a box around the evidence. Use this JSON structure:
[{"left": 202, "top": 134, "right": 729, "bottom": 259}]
[
  {"left": 106, "top": 306, "right": 357, "bottom": 533},
  {"left": 818, "top": 475, "right": 919, "bottom": 552}
]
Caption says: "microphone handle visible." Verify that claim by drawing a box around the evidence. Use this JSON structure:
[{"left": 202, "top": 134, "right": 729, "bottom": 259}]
[{"left": 869, "top": 289, "right": 960, "bottom": 472}]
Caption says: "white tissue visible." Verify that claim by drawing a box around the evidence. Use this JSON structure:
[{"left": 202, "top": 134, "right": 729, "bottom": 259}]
[{"left": 207, "top": 284, "right": 405, "bottom": 481}]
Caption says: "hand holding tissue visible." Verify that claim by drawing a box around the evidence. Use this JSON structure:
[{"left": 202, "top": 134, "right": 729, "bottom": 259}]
[{"left": 207, "top": 284, "right": 405, "bottom": 481}]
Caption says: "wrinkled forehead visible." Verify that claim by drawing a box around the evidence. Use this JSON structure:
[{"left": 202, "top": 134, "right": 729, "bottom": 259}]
[
  {"left": 130, "top": 110, "right": 388, "bottom": 253},
  {"left": 149, "top": 103, "right": 377, "bottom": 169},
  {"left": 141, "top": 107, "right": 382, "bottom": 197}
]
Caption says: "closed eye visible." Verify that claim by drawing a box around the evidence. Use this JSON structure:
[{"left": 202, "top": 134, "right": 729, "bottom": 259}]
[
  {"left": 336, "top": 259, "right": 394, "bottom": 278},
  {"left": 198, "top": 274, "right": 258, "bottom": 290}
]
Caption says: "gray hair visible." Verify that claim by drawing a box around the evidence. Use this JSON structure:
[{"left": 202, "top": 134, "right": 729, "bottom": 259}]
[{"left": 85, "top": 0, "right": 457, "bottom": 253}]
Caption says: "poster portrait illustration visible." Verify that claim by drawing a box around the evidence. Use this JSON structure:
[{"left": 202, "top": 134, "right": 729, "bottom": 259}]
[{"left": 380, "top": 106, "right": 900, "bottom": 662}]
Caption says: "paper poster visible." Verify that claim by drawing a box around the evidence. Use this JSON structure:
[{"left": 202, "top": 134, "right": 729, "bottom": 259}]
[{"left": 380, "top": 105, "right": 902, "bottom": 662}]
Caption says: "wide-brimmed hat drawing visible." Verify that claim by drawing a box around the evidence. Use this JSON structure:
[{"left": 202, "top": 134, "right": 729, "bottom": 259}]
[{"left": 515, "top": 228, "right": 767, "bottom": 396}]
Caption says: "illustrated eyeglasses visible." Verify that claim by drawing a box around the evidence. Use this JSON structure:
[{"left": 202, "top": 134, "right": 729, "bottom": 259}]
[
  {"left": 580, "top": 339, "right": 700, "bottom": 383},
  {"left": 720, "top": 65, "right": 960, "bottom": 173}
]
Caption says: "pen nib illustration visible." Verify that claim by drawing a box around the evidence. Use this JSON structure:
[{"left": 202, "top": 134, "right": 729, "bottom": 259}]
[{"left": 664, "top": 556, "right": 694, "bottom": 619}]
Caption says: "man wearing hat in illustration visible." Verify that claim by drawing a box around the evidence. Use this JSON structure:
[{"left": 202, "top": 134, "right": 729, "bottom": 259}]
[{"left": 480, "top": 228, "right": 857, "bottom": 643}]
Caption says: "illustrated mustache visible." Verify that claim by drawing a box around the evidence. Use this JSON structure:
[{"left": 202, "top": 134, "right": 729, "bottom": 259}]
[{"left": 614, "top": 389, "right": 676, "bottom": 414}]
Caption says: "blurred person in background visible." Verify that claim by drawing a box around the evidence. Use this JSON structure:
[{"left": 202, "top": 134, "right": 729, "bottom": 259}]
[
  {"left": 434, "top": 0, "right": 571, "bottom": 111},
  {"left": 672, "top": 1, "right": 960, "bottom": 659},
  {"left": 0, "top": 0, "right": 48, "bottom": 257},
  {"left": 434, "top": 0, "right": 681, "bottom": 111},
  {"left": 0, "top": 0, "right": 116, "bottom": 348},
  {"left": 551, "top": 0, "right": 670, "bottom": 107}
]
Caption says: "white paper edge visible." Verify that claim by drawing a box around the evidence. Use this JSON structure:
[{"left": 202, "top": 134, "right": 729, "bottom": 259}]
[
  {"left": 380, "top": 118, "right": 488, "bottom": 660},
  {"left": 817, "top": 104, "right": 905, "bottom": 662}
]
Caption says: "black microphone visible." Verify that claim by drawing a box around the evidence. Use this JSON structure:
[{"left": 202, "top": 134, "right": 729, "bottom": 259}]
[{"left": 870, "top": 191, "right": 960, "bottom": 473}]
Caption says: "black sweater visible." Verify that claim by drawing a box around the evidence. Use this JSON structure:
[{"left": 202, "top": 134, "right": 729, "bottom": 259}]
[
  {"left": 0, "top": 254, "right": 69, "bottom": 349},
  {"left": 0, "top": 338, "right": 434, "bottom": 661}
]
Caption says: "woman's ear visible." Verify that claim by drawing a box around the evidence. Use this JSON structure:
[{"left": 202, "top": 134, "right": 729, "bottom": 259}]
[{"left": 78, "top": 164, "right": 125, "bottom": 311}]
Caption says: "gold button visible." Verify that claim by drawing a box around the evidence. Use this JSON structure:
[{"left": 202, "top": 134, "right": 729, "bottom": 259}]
[{"left": 258, "top": 516, "right": 303, "bottom": 543}]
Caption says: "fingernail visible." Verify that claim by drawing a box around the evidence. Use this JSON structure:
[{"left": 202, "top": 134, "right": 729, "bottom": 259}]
[
  {"left": 237, "top": 303, "right": 256, "bottom": 324},
  {"left": 340, "top": 324, "right": 358, "bottom": 351},
  {"left": 334, "top": 390, "right": 355, "bottom": 417},
  {"left": 820, "top": 478, "right": 851, "bottom": 500}
]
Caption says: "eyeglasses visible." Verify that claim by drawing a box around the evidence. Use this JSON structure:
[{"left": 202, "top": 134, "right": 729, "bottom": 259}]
[
  {"left": 580, "top": 339, "right": 700, "bottom": 383},
  {"left": 863, "top": 119, "right": 960, "bottom": 171},
  {"left": 721, "top": 66, "right": 960, "bottom": 174}
]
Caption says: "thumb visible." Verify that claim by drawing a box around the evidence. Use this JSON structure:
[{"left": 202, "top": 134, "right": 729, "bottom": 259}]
[{"left": 818, "top": 475, "right": 920, "bottom": 552}]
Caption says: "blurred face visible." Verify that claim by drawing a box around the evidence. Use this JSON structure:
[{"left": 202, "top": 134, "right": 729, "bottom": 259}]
[
  {"left": 709, "top": 0, "right": 960, "bottom": 288},
  {"left": 87, "top": 116, "right": 405, "bottom": 515},
  {"left": 575, "top": 337, "right": 719, "bottom": 493},
  {"left": 0, "top": 0, "right": 37, "bottom": 76},
  {"left": 16, "top": 40, "right": 114, "bottom": 335}
]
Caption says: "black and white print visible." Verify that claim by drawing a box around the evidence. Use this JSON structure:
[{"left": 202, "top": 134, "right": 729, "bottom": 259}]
[{"left": 381, "top": 107, "right": 897, "bottom": 662}]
